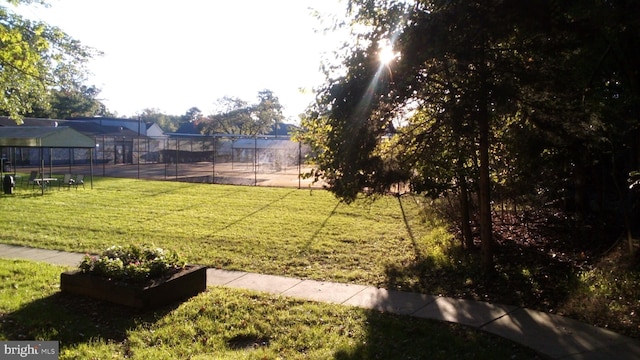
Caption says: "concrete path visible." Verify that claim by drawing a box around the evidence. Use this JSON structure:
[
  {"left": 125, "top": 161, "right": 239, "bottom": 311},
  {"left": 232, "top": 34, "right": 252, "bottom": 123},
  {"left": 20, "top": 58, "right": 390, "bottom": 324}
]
[{"left": 2, "top": 243, "right": 639, "bottom": 359}]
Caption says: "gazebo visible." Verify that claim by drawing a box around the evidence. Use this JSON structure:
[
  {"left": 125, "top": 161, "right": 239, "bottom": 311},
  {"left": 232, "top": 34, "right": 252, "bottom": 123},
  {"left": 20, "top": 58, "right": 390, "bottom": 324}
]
[{"left": 0, "top": 126, "right": 95, "bottom": 194}]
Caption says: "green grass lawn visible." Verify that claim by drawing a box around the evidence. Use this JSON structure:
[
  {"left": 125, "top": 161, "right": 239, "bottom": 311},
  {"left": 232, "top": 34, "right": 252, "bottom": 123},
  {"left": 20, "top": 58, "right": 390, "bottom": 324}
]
[
  {"left": 2, "top": 175, "right": 639, "bottom": 341},
  {"left": 0, "top": 259, "right": 543, "bottom": 359},
  {"left": 1, "top": 176, "right": 440, "bottom": 288}
]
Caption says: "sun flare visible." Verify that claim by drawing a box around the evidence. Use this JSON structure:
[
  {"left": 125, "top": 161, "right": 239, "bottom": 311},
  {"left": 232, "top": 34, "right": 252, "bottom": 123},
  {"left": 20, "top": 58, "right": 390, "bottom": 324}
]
[{"left": 378, "top": 44, "right": 398, "bottom": 65}]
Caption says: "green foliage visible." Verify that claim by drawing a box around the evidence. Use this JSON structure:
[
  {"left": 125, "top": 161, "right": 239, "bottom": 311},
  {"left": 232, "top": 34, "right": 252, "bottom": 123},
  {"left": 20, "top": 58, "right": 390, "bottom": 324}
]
[
  {"left": 28, "top": 85, "right": 111, "bottom": 118},
  {"left": 201, "top": 96, "right": 252, "bottom": 134},
  {"left": 79, "top": 244, "right": 185, "bottom": 283},
  {"left": 254, "top": 89, "right": 285, "bottom": 135},
  {"left": 201, "top": 89, "right": 285, "bottom": 135},
  {"left": 560, "top": 249, "right": 640, "bottom": 337},
  {"left": 304, "top": 0, "right": 640, "bottom": 258},
  {"left": 0, "top": 0, "right": 99, "bottom": 122},
  {"left": 137, "top": 107, "right": 189, "bottom": 133}
]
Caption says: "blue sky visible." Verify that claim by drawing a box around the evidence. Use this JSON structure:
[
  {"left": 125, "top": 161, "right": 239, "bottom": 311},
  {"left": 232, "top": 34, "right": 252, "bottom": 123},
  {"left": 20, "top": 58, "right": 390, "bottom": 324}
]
[{"left": 17, "top": 0, "right": 348, "bottom": 120}]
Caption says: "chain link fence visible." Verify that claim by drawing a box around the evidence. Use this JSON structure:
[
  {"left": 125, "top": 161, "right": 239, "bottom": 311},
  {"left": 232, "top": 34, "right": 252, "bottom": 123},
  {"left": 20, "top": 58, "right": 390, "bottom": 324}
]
[{"left": 4, "top": 135, "right": 322, "bottom": 189}]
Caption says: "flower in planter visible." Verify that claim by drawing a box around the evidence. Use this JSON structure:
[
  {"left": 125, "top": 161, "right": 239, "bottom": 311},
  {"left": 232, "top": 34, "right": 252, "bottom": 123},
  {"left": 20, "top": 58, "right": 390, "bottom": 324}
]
[{"left": 79, "top": 245, "right": 186, "bottom": 283}]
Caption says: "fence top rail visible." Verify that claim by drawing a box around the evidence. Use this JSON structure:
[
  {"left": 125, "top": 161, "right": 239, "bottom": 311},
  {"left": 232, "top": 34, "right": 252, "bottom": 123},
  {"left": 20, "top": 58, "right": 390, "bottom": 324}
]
[{"left": 164, "top": 134, "right": 293, "bottom": 140}]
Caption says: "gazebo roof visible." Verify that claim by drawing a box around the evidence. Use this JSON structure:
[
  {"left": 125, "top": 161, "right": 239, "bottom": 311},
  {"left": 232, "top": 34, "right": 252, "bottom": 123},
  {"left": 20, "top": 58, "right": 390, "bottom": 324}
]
[{"left": 0, "top": 126, "right": 95, "bottom": 148}]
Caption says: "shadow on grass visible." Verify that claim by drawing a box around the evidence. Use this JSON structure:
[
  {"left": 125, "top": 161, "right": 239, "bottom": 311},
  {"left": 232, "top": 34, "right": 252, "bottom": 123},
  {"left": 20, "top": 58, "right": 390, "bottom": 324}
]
[
  {"left": 332, "top": 303, "right": 547, "bottom": 360},
  {"left": 391, "top": 195, "right": 581, "bottom": 310},
  {"left": 0, "top": 192, "right": 44, "bottom": 199},
  {"left": 210, "top": 189, "right": 297, "bottom": 235},
  {"left": 328, "top": 198, "right": 583, "bottom": 359},
  {"left": 304, "top": 200, "right": 341, "bottom": 249},
  {"left": 397, "top": 195, "right": 424, "bottom": 261},
  {"left": 0, "top": 292, "right": 177, "bottom": 349},
  {"left": 382, "top": 243, "right": 580, "bottom": 310}
]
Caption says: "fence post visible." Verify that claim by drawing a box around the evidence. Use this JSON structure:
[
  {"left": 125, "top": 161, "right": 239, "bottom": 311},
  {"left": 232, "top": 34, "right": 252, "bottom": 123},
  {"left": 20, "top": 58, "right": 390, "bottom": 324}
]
[
  {"left": 175, "top": 138, "right": 179, "bottom": 181},
  {"left": 137, "top": 136, "right": 140, "bottom": 179},
  {"left": 164, "top": 137, "right": 168, "bottom": 180},
  {"left": 212, "top": 135, "right": 216, "bottom": 184},
  {"left": 298, "top": 141, "right": 302, "bottom": 189}
]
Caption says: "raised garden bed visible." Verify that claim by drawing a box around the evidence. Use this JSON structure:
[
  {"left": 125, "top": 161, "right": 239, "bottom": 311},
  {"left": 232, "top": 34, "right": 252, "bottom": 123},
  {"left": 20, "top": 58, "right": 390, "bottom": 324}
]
[{"left": 60, "top": 265, "right": 207, "bottom": 308}]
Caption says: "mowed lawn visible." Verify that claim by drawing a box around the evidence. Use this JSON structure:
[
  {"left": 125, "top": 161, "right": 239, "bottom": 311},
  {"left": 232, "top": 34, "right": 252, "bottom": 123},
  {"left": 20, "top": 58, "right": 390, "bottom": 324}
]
[
  {"left": 1, "top": 177, "right": 437, "bottom": 288},
  {"left": 0, "top": 259, "right": 541, "bottom": 359}
]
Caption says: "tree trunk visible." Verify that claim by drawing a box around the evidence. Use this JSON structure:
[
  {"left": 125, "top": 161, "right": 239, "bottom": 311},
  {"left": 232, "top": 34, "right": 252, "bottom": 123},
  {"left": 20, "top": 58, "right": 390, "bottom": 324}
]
[
  {"left": 458, "top": 174, "right": 474, "bottom": 249},
  {"left": 478, "top": 86, "right": 494, "bottom": 272}
]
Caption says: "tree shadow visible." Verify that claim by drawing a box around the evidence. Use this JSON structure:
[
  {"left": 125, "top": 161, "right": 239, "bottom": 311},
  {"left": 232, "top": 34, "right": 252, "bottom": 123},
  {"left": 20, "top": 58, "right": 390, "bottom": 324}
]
[
  {"left": 366, "top": 199, "right": 640, "bottom": 343},
  {"left": 382, "top": 228, "right": 581, "bottom": 311},
  {"left": 304, "top": 200, "right": 341, "bottom": 249},
  {"left": 390, "top": 197, "right": 586, "bottom": 310},
  {"left": 0, "top": 292, "right": 179, "bottom": 349},
  {"left": 209, "top": 189, "right": 297, "bottom": 235},
  {"left": 329, "top": 203, "right": 613, "bottom": 359},
  {"left": 331, "top": 298, "right": 547, "bottom": 359}
]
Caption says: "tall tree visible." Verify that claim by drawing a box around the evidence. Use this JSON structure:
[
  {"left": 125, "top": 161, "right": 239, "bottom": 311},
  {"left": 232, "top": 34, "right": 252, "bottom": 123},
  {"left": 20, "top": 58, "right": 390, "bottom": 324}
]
[
  {"left": 0, "top": 0, "right": 98, "bottom": 123},
  {"left": 29, "top": 85, "right": 111, "bottom": 118},
  {"left": 255, "top": 89, "right": 285, "bottom": 137},
  {"left": 303, "top": 0, "right": 640, "bottom": 272},
  {"left": 201, "top": 96, "right": 253, "bottom": 135},
  {"left": 138, "top": 108, "right": 184, "bottom": 133},
  {"left": 183, "top": 106, "right": 203, "bottom": 123},
  {"left": 307, "top": 0, "right": 516, "bottom": 270},
  {"left": 201, "top": 90, "right": 284, "bottom": 136}
]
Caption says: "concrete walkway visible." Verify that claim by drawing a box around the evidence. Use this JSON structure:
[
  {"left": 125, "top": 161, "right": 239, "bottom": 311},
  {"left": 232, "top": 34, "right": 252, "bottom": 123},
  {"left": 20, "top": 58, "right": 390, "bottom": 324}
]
[{"left": 1, "top": 243, "right": 639, "bottom": 359}]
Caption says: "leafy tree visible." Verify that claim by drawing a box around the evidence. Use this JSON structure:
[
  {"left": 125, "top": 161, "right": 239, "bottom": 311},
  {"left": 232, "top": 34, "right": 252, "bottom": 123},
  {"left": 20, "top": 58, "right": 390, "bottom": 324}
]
[
  {"left": 201, "top": 96, "right": 253, "bottom": 135},
  {"left": 183, "top": 106, "right": 203, "bottom": 123},
  {"left": 543, "top": 0, "right": 640, "bottom": 253},
  {"left": 28, "top": 85, "right": 111, "bottom": 118},
  {"left": 0, "top": 0, "right": 98, "bottom": 123},
  {"left": 201, "top": 90, "right": 285, "bottom": 136},
  {"left": 255, "top": 89, "right": 285, "bottom": 136},
  {"left": 138, "top": 108, "right": 185, "bottom": 133},
  {"left": 304, "top": 0, "right": 640, "bottom": 270},
  {"left": 306, "top": 0, "right": 518, "bottom": 270},
  {"left": 50, "top": 85, "right": 109, "bottom": 118}
]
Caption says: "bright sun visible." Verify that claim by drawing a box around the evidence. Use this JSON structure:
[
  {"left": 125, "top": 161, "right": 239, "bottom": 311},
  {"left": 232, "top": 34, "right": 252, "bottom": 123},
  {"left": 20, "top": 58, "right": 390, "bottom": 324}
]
[{"left": 378, "top": 44, "right": 398, "bottom": 65}]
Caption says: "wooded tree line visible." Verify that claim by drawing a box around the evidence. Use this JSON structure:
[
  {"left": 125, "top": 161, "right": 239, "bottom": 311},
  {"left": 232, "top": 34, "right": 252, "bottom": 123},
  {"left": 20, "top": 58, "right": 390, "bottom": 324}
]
[
  {"left": 138, "top": 90, "right": 289, "bottom": 135},
  {"left": 298, "top": 0, "right": 640, "bottom": 270}
]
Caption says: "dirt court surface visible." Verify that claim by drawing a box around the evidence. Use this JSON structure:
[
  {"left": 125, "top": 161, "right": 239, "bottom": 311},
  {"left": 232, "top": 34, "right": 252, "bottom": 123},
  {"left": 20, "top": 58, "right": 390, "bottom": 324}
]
[{"left": 17, "top": 162, "right": 325, "bottom": 189}]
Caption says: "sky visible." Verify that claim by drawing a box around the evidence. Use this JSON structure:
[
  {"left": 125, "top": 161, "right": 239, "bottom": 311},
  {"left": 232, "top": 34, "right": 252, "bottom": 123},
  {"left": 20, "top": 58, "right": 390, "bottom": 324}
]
[{"left": 16, "top": 0, "right": 349, "bottom": 121}]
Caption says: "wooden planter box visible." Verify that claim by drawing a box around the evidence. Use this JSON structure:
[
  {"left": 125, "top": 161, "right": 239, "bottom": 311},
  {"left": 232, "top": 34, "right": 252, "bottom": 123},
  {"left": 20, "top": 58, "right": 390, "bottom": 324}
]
[{"left": 60, "top": 265, "right": 207, "bottom": 308}]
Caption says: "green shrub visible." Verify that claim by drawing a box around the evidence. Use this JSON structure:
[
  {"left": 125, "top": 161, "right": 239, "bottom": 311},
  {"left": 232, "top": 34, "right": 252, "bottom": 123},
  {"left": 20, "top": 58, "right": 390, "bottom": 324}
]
[{"left": 79, "top": 245, "right": 186, "bottom": 283}]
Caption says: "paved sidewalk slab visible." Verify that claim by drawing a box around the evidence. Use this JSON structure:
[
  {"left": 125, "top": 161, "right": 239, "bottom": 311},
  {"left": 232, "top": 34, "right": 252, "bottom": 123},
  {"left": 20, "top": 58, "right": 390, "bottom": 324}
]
[
  {"left": 0, "top": 244, "right": 27, "bottom": 256},
  {"left": 39, "top": 251, "right": 84, "bottom": 267},
  {"left": 282, "top": 279, "right": 368, "bottom": 304},
  {"left": 0, "top": 244, "right": 83, "bottom": 267},
  {"left": 14, "top": 247, "right": 59, "bottom": 261},
  {"left": 412, "top": 297, "right": 518, "bottom": 328},
  {"left": 206, "top": 269, "right": 247, "bottom": 286},
  {"left": 225, "top": 273, "right": 304, "bottom": 295},
  {"left": 2, "top": 244, "right": 640, "bottom": 360},
  {"left": 343, "top": 287, "right": 436, "bottom": 315},
  {"left": 482, "top": 308, "right": 640, "bottom": 360}
]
